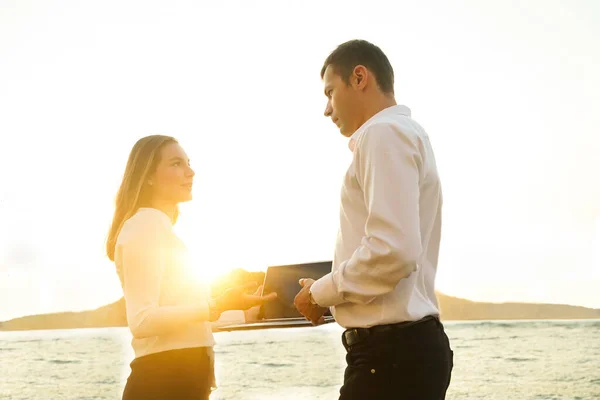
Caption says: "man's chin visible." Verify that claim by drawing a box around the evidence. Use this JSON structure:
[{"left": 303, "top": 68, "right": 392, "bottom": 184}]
[{"left": 339, "top": 129, "right": 353, "bottom": 138}]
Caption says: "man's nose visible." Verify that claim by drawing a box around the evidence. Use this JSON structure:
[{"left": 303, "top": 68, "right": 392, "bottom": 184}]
[{"left": 324, "top": 103, "right": 332, "bottom": 117}]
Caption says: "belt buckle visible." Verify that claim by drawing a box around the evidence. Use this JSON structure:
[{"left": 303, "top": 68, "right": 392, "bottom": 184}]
[
  {"left": 344, "top": 328, "right": 367, "bottom": 349},
  {"left": 346, "top": 329, "right": 359, "bottom": 345}
]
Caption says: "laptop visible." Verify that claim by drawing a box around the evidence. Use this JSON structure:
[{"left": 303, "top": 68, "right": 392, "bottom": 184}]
[{"left": 217, "top": 261, "right": 336, "bottom": 331}]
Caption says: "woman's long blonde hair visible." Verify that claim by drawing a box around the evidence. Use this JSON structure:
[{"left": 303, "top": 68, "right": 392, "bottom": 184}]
[{"left": 106, "top": 135, "right": 179, "bottom": 262}]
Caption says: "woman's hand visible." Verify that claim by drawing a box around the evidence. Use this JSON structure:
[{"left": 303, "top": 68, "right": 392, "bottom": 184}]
[
  {"left": 244, "top": 285, "right": 266, "bottom": 322},
  {"left": 214, "top": 282, "right": 277, "bottom": 313}
]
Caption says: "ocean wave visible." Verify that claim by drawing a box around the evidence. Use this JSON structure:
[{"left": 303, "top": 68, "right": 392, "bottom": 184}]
[
  {"left": 576, "top": 358, "right": 595, "bottom": 364},
  {"left": 554, "top": 376, "right": 579, "bottom": 382},
  {"left": 48, "top": 359, "right": 81, "bottom": 364},
  {"left": 95, "top": 378, "right": 117, "bottom": 384},
  {"left": 471, "top": 336, "right": 501, "bottom": 341},
  {"left": 228, "top": 341, "right": 277, "bottom": 347},
  {"left": 505, "top": 357, "right": 536, "bottom": 362},
  {"left": 468, "top": 322, "right": 518, "bottom": 328},
  {"left": 261, "top": 363, "right": 294, "bottom": 368}
]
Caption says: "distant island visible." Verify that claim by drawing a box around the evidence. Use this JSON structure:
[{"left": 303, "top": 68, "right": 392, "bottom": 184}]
[{"left": 1, "top": 268, "right": 598, "bottom": 332}]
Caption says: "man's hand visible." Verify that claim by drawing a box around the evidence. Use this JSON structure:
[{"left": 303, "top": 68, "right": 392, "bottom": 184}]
[{"left": 293, "top": 278, "right": 328, "bottom": 325}]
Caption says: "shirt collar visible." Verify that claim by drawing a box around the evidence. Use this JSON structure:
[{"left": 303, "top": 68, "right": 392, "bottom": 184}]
[{"left": 348, "top": 104, "right": 411, "bottom": 151}]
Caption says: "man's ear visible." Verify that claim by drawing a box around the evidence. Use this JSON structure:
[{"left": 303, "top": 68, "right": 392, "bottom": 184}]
[{"left": 352, "top": 65, "right": 368, "bottom": 89}]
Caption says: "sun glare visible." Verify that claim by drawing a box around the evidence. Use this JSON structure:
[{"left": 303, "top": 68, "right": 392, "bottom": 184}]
[
  {"left": 188, "top": 256, "right": 222, "bottom": 285},
  {"left": 172, "top": 221, "right": 268, "bottom": 286}
]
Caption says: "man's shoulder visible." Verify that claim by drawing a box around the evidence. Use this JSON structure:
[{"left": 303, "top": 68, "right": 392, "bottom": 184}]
[{"left": 358, "top": 115, "right": 423, "bottom": 146}]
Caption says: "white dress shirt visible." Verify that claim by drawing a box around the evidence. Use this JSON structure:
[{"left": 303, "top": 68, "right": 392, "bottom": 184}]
[
  {"left": 115, "top": 207, "right": 244, "bottom": 359},
  {"left": 310, "top": 105, "right": 443, "bottom": 329}
]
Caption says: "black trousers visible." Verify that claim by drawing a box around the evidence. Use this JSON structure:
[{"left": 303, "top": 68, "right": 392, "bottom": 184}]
[
  {"left": 339, "top": 316, "right": 453, "bottom": 400},
  {"left": 122, "top": 347, "right": 213, "bottom": 400}
]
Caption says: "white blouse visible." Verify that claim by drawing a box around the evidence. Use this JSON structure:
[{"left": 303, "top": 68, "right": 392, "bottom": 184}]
[{"left": 115, "top": 207, "right": 243, "bottom": 359}]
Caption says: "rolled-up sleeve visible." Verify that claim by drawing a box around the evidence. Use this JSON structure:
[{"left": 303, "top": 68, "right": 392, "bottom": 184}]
[{"left": 310, "top": 123, "right": 423, "bottom": 307}]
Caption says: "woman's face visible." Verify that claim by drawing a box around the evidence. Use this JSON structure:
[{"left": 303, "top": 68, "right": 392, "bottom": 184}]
[{"left": 149, "top": 142, "right": 195, "bottom": 204}]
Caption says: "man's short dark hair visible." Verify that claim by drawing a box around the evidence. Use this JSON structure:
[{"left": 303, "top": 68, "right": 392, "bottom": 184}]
[{"left": 320, "top": 39, "right": 395, "bottom": 94}]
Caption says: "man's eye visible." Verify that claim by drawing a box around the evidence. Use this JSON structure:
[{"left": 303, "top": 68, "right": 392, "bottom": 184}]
[{"left": 172, "top": 162, "right": 180, "bottom": 167}]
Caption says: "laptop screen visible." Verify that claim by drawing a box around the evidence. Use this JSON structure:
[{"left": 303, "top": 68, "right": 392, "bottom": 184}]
[{"left": 260, "top": 261, "right": 333, "bottom": 320}]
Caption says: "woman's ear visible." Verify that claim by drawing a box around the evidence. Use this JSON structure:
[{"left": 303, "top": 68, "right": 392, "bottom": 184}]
[{"left": 146, "top": 172, "right": 155, "bottom": 187}]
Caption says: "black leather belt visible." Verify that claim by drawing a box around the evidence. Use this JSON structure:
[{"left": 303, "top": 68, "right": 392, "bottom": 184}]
[{"left": 342, "top": 315, "right": 439, "bottom": 350}]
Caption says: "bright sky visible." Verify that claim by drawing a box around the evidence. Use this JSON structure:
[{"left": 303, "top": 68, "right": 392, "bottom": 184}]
[{"left": 1, "top": 0, "right": 599, "bottom": 321}]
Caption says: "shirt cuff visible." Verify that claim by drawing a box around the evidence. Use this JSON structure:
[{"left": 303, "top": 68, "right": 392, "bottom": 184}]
[
  {"left": 310, "top": 271, "right": 345, "bottom": 307},
  {"left": 218, "top": 310, "right": 246, "bottom": 323}
]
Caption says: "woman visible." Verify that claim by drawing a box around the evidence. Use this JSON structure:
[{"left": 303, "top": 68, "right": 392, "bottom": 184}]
[{"left": 106, "top": 135, "right": 276, "bottom": 399}]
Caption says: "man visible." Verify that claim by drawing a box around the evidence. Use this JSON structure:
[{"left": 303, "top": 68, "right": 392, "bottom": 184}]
[{"left": 294, "top": 40, "right": 453, "bottom": 399}]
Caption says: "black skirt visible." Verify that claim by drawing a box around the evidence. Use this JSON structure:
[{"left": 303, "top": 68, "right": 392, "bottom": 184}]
[{"left": 122, "top": 347, "right": 213, "bottom": 400}]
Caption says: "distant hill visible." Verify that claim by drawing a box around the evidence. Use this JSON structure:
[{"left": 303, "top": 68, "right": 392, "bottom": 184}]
[
  {"left": 437, "top": 293, "right": 600, "bottom": 320},
  {"left": 1, "top": 269, "right": 598, "bottom": 332}
]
